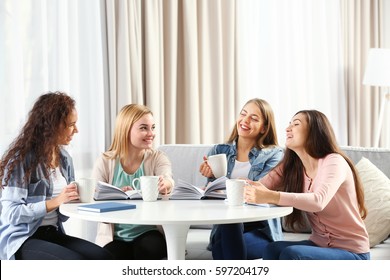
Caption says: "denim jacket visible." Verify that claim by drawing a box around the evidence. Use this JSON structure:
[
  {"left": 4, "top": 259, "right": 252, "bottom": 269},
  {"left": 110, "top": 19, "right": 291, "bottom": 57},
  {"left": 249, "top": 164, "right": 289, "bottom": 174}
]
[
  {"left": 207, "top": 142, "right": 284, "bottom": 182},
  {"left": 0, "top": 148, "right": 75, "bottom": 260},
  {"left": 208, "top": 142, "right": 284, "bottom": 246}
]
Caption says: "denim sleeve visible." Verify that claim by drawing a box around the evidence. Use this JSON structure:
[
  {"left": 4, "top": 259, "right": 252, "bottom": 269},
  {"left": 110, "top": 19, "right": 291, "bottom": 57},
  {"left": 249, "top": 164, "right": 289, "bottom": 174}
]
[
  {"left": 262, "top": 149, "right": 284, "bottom": 176},
  {"left": 250, "top": 148, "right": 284, "bottom": 181},
  {"left": 205, "top": 145, "right": 220, "bottom": 184},
  {"left": 207, "top": 145, "right": 219, "bottom": 157},
  {"left": 1, "top": 184, "right": 47, "bottom": 226}
]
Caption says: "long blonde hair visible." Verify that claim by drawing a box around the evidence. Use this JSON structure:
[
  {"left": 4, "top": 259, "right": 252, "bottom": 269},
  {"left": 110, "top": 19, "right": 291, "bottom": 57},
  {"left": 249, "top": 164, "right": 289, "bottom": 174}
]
[
  {"left": 104, "top": 104, "right": 153, "bottom": 162},
  {"left": 226, "top": 98, "right": 279, "bottom": 148}
]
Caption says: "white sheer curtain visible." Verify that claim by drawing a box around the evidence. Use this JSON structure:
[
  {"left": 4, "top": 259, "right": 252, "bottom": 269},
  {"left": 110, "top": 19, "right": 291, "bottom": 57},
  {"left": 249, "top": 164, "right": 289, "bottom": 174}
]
[
  {"left": 2, "top": 0, "right": 388, "bottom": 178},
  {"left": 0, "top": 0, "right": 105, "bottom": 178},
  {"left": 237, "top": 0, "right": 347, "bottom": 146},
  {"left": 341, "top": 0, "right": 390, "bottom": 148}
]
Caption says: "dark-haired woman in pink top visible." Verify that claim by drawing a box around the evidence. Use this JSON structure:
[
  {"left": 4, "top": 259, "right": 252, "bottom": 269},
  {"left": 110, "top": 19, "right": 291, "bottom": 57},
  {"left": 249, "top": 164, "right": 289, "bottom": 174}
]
[{"left": 245, "top": 110, "right": 370, "bottom": 260}]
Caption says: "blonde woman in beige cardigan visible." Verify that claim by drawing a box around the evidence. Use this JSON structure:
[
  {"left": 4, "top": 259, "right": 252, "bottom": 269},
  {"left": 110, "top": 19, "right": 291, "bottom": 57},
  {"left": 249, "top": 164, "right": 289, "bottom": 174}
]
[{"left": 92, "top": 104, "right": 174, "bottom": 260}]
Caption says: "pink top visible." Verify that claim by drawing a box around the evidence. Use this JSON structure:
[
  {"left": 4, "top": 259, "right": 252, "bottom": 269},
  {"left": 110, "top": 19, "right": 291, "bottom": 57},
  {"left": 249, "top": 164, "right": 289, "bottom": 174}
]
[{"left": 260, "top": 153, "right": 370, "bottom": 254}]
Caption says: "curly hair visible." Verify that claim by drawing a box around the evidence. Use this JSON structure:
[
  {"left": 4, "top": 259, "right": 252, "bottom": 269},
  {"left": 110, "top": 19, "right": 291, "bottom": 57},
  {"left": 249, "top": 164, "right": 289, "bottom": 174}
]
[{"left": 0, "top": 91, "right": 76, "bottom": 187}]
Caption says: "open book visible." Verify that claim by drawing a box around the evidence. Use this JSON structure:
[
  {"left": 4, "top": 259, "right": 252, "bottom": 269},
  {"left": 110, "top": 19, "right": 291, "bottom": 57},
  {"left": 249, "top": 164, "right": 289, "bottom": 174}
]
[
  {"left": 170, "top": 176, "right": 228, "bottom": 200},
  {"left": 93, "top": 181, "right": 142, "bottom": 201}
]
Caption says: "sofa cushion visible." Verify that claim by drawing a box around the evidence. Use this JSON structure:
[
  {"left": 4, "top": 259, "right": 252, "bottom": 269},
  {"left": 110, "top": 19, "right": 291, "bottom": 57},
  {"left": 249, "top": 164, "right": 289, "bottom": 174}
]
[{"left": 356, "top": 157, "right": 390, "bottom": 247}]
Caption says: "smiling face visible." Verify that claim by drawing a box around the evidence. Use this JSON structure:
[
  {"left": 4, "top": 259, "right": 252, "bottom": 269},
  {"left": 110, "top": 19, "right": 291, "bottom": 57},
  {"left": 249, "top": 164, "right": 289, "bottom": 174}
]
[
  {"left": 57, "top": 108, "right": 78, "bottom": 146},
  {"left": 285, "top": 112, "right": 309, "bottom": 152},
  {"left": 129, "top": 113, "right": 156, "bottom": 150},
  {"left": 236, "top": 102, "right": 265, "bottom": 140}
]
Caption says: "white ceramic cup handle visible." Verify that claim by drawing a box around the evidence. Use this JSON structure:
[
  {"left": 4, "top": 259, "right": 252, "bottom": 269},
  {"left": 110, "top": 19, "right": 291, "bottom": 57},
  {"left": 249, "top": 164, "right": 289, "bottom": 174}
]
[{"left": 132, "top": 178, "right": 141, "bottom": 191}]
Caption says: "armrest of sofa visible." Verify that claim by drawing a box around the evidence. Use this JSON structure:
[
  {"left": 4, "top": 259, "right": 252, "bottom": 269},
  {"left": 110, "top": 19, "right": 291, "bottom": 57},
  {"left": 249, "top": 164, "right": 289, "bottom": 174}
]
[{"left": 341, "top": 146, "right": 390, "bottom": 178}]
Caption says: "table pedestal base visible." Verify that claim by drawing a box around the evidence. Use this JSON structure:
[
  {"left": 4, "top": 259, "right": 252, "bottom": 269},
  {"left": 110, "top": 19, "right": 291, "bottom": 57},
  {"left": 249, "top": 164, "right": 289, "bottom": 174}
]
[{"left": 162, "top": 224, "right": 190, "bottom": 260}]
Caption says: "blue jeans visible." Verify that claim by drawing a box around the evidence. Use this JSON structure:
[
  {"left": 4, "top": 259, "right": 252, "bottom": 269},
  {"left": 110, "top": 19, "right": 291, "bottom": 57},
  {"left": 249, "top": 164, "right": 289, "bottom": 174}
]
[
  {"left": 211, "top": 223, "right": 271, "bottom": 260},
  {"left": 263, "top": 240, "right": 371, "bottom": 260}
]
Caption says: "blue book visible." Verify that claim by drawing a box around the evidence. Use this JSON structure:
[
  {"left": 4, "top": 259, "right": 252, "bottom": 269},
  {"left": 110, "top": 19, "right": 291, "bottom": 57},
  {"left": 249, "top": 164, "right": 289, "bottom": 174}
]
[{"left": 77, "top": 202, "right": 136, "bottom": 213}]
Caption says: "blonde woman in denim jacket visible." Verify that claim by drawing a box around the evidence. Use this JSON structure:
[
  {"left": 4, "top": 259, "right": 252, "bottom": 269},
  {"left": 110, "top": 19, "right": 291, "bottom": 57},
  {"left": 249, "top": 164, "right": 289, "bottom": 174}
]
[{"left": 199, "top": 98, "right": 284, "bottom": 260}]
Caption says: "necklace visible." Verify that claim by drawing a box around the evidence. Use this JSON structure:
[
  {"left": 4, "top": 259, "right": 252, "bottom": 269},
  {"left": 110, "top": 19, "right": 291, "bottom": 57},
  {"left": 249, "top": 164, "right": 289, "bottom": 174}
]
[
  {"left": 304, "top": 169, "right": 313, "bottom": 191},
  {"left": 307, "top": 177, "right": 313, "bottom": 191}
]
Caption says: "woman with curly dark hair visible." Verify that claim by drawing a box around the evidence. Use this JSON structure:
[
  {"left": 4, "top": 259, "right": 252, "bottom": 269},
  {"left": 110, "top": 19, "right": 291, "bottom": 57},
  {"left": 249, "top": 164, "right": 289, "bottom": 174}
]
[{"left": 0, "top": 92, "right": 112, "bottom": 260}]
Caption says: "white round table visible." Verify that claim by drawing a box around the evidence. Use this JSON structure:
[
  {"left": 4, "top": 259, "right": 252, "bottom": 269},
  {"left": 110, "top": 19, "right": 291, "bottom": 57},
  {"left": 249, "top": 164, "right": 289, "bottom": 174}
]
[{"left": 60, "top": 199, "right": 292, "bottom": 260}]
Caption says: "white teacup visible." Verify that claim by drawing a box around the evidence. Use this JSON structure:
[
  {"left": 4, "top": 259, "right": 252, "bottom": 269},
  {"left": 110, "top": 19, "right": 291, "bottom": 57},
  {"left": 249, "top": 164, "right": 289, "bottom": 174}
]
[
  {"left": 132, "top": 176, "right": 159, "bottom": 202},
  {"left": 208, "top": 154, "right": 227, "bottom": 178},
  {"left": 225, "top": 179, "right": 246, "bottom": 206},
  {"left": 75, "top": 178, "right": 96, "bottom": 203}
]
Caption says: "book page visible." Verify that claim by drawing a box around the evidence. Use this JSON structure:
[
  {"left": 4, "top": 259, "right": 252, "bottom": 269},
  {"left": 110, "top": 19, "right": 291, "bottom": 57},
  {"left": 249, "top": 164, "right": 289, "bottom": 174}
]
[
  {"left": 170, "top": 179, "right": 205, "bottom": 199},
  {"left": 204, "top": 176, "right": 228, "bottom": 196},
  {"left": 125, "top": 189, "right": 142, "bottom": 199},
  {"left": 195, "top": 176, "right": 228, "bottom": 199},
  {"left": 94, "top": 181, "right": 129, "bottom": 200}
]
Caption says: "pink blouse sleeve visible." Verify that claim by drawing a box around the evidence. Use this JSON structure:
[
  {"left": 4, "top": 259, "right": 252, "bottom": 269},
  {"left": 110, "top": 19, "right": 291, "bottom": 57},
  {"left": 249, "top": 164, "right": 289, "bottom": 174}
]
[
  {"left": 277, "top": 154, "right": 350, "bottom": 212},
  {"left": 259, "top": 164, "right": 284, "bottom": 191}
]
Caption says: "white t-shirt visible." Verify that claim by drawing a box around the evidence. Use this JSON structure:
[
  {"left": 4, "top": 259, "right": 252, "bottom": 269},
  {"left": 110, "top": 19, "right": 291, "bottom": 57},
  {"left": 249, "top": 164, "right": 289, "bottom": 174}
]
[
  {"left": 40, "top": 167, "right": 67, "bottom": 227},
  {"left": 230, "top": 160, "right": 251, "bottom": 179}
]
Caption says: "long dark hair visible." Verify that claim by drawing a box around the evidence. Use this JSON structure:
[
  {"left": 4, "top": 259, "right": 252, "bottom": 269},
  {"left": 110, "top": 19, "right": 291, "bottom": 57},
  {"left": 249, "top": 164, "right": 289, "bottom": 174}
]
[
  {"left": 279, "top": 110, "right": 367, "bottom": 230},
  {"left": 0, "top": 92, "right": 76, "bottom": 187}
]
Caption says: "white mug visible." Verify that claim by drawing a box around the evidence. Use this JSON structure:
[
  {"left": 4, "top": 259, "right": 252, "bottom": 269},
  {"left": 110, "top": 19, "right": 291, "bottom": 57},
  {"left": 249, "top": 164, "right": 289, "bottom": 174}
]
[
  {"left": 225, "top": 179, "right": 246, "bottom": 206},
  {"left": 208, "top": 154, "right": 227, "bottom": 178},
  {"left": 75, "top": 178, "right": 97, "bottom": 203},
  {"left": 132, "top": 176, "right": 159, "bottom": 202}
]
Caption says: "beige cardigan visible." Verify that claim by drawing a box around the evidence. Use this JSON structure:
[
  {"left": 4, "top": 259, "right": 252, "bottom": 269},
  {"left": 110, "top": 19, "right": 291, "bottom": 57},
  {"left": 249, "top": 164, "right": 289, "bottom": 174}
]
[{"left": 92, "top": 149, "right": 175, "bottom": 247}]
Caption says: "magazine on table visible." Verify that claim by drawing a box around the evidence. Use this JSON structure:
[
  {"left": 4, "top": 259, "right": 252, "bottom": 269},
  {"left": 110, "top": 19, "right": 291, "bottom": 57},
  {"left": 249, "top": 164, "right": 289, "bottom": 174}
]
[
  {"left": 170, "top": 176, "right": 228, "bottom": 200},
  {"left": 93, "top": 181, "right": 142, "bottom": 201}
]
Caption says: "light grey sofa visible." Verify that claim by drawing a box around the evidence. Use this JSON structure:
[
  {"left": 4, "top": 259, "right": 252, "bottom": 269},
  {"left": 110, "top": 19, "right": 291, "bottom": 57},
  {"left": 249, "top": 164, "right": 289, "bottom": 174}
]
[{"left": 157, "top": 144, "right": 390, "bottom": 260}]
